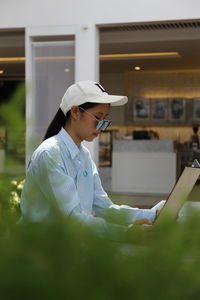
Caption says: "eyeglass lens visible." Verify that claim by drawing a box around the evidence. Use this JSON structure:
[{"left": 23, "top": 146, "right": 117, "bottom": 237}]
[
  {"left": 96, "top": 120, "right": 104, "bottom": 130},
  {"left": 96, "top": 120, "right": 111, "bottom": 131}
]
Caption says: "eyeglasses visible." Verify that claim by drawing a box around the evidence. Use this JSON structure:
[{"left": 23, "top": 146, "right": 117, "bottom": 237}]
[{"left": 79, "top": 107, "right": 111, "bottom": 131}]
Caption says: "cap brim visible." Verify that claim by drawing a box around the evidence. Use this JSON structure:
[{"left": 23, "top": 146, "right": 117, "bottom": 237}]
[{"left": 88, "top": 95, "right": 128, "bottom": 106}]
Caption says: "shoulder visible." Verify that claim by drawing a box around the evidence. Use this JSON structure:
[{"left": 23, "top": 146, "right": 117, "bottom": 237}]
[
  {"left": 40, "top": 136, "right": 61, "bottom": 152},
  {"left": 31, "top": 136, "right": 62, "bottom": 163}
]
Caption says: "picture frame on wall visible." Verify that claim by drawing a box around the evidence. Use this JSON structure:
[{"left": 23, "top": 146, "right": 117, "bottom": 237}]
[
  {"left": 133, "top": 98, "right": 150, "bottom": 120},
  {"left": 151, "top": 98, "right": 167, "bottom": 121},
  {"left": 169, "top": 98, "right": 186, "bottom": 121},
  {"left": 193, "top": 98, "right": 200, "bottom": 121}
]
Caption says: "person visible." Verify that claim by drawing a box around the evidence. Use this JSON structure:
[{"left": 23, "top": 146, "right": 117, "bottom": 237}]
[
  {"left": 21, "top": 80, "right": 157, "bottom": 241},
  {"left": 190, "top": 125, "right": 200, "bottom": 150}
]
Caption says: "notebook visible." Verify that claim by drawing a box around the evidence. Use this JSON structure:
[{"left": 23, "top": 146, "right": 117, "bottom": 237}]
[{"left": 154, "top": 159, "right": 200, "bottom": 225}]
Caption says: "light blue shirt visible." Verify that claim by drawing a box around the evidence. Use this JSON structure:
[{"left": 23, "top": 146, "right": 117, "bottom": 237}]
[{"left": 21, "top": 128, "right": 156, "bottom": 240}]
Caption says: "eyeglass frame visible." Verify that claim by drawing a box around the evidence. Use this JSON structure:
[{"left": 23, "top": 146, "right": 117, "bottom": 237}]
[{"left": 79, "top": 106, "right": 111, "bottom": 131}]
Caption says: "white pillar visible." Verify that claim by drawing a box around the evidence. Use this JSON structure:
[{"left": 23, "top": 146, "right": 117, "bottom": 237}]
[{"left": 75, "top": 24, "right": 100, "bottom": 165}]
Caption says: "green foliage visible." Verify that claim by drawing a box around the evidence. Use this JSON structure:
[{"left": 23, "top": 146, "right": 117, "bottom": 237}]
[
  {"left": 1, "top": 201, "right": 200, "bottom": 300},
  {"left": 10, "top": 179, "right": 24, "bottom": 211},
  {"left": 0, "top": 82, "right": 25, "bottom": 175},
  {"left": 0, "top": 82, "right": 25, "bottom": 138}
]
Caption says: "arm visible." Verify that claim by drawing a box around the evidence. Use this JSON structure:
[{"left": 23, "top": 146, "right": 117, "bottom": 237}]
[
  {"left": 92, "top": 161, "right": 156, "bottom": 225},
  {"left": 35, "top": 150, "right": 80, "bottom": 215}
]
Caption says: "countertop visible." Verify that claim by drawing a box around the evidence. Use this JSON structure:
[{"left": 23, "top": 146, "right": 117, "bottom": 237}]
[{"left": 113, "top": 140, "right": 174, "bottom": 152}]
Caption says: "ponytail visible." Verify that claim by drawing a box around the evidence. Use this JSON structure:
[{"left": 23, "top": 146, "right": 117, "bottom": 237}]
[{"left": 43, "top": 108, "right": 70, "bottom": 140}]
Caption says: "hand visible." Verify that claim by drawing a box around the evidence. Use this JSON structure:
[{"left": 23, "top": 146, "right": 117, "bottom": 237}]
[
  {"left": 133, "top": 218, "right": 153, "bottom": 226},
  {"left": 126, "top": 218, "right": 153, "bottom": 243},
  {"left": 127, "top": 218, "right": 153, "bottom": 235}
]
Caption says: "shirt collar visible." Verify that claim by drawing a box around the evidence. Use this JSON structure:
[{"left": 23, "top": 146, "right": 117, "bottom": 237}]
[{"left": 58, "top": 127, "right": 81, "bottom": 160}]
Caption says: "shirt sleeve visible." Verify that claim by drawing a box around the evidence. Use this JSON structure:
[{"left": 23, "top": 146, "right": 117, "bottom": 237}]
[
  {"left": 91, "top": 160, "right": 156, "bottom": 225},
  {"left": 70, "top": 206, "right": 128, "bottom": 241}
]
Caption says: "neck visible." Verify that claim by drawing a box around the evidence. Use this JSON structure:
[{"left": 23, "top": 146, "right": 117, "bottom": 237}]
[{"left": 63, "top": 124, "right": 82, "bottom": 147}]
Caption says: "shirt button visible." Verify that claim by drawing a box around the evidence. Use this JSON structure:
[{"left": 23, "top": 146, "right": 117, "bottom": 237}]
[{"left": 83, "top": 171, "right": 88, "bottom": 177}]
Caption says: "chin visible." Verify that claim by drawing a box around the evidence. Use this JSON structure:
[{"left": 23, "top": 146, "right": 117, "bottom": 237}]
[{"left": 85, "top": 136, "right": 96, "bottom": 142}]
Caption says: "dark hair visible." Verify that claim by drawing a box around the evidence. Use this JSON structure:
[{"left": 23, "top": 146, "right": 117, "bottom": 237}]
[{"left": 43, "top": 102, "right": 99, "bottom": 140}]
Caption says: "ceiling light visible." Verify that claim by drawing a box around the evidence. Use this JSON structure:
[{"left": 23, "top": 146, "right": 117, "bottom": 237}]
[
  {"left": 0, "top": 57, "right": 25, "bottom": 62},
  {"left": 134, "top": 66, "right": 141, "bottom": 71},
  {"left": 100, "top": 52, "right": 180, "bottom": 60},
  {"left": 64, "top": 68, "right": 70, "bottom": 72},
  {"left": 0, "top": 56, "right": 75, "bottom": 62},
  {"left": 0, "top": 70, "right": 4, "bottom": 74}
]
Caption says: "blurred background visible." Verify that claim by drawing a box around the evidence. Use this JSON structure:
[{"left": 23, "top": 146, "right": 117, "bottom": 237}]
[{"left": 1, "top": 2, "right": 200, "bottom": 207}]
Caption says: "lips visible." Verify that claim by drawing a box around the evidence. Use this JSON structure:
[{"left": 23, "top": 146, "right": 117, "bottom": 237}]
[{"left": 93, "top": 132, "right": 99, "bottom": 137}]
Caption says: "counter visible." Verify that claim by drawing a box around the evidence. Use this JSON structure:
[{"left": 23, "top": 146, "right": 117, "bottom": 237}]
[{"left": 111, "top": 140, "right": 176, "bottom": 195}]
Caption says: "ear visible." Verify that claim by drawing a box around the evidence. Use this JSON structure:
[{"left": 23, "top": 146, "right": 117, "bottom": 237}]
[{"left": 70, "top": 106, "right": 81, "bottom": 120}]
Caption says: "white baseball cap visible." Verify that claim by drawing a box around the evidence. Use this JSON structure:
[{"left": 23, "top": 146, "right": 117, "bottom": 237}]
[{"left": 60, "top": 80, "right": 128, "bottom": 115}]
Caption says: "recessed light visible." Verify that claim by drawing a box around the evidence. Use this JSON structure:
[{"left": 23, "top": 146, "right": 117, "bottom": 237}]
[
  {"left": 0, "top": 70, "right": 4, "bottom": 74},
  {"left": 64, "top": 68, "right": 70, "bottom": 72},
  {"left": 100, "top": 52, "right": 180, "bottom": 60},
  {"left": 134, "top": 66, "right": 141, "bottom": 71}
]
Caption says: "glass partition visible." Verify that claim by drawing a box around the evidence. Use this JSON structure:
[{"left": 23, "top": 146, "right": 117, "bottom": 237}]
[{"left": 31, "top": 40, "right": 75, "bottom": 146}]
